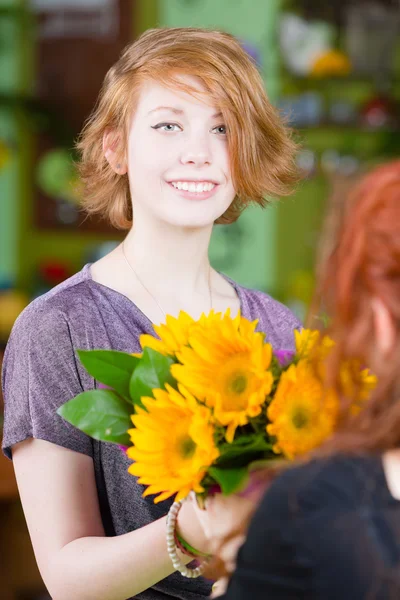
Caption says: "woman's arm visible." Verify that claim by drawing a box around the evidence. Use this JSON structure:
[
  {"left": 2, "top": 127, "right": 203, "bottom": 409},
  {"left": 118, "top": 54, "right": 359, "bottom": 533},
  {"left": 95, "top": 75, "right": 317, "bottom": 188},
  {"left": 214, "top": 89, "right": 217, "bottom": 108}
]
[{"left": 13, "top": 438, "right": 207, "bottom": 600}]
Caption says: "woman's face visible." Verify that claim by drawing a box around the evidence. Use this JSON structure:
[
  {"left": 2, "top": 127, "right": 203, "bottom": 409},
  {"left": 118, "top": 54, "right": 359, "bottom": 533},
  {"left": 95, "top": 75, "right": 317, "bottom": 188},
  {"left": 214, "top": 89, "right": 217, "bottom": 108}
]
[{"left": 126, "top": 76, "right": 237, "bottom": 229}]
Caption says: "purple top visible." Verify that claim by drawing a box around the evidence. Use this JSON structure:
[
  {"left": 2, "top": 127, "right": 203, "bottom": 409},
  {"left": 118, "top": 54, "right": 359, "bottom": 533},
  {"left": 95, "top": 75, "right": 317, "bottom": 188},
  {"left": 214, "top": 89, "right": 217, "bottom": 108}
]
[{"left": 1, "top": 264, "right": 301, "bottom": 600}]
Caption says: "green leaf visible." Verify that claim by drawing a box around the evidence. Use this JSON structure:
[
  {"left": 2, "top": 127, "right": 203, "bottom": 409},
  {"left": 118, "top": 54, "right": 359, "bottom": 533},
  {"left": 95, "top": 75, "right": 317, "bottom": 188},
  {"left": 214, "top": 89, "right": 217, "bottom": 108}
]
[
  {"left": 216, "top": 435, "right": 272, "bottom": 467},
  {"left": 57, "top": 389, "right": 132, "bottom": 445},
  {"left": 208, "top": 466, "right": 249, "bottom": 496},
  {"left": 129, "top": 347, "right": 176, "bottom": 408},
  {"left": 77, "top": 350, "right": 140, "bottom": 402}
]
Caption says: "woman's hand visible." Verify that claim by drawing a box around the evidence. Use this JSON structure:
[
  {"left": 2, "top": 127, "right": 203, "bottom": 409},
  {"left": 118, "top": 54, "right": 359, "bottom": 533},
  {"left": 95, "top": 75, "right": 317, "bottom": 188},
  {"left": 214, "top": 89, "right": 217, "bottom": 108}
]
[
  {"left": 191, "top": 492, "right": 259, "bottom": 598},
  {"left": 190, "top": 468, "right": 276, "bottom": 593},
  {"left": 176, "top": 494, "right": 213, "bottom": 556},
  {"left": 172, "top": 487, "right": 260, "bottom": 567},
  {"left": 192, "top": 470, "right": 273, "bottom": 545},
  {"left": 191, "top": 491, "right": 256, "bottom": 548}
]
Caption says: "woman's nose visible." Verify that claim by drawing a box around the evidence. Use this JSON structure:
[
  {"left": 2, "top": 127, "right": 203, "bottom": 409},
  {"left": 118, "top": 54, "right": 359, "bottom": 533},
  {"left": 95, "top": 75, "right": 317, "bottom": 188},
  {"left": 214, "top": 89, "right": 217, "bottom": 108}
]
[{"left": 180, "top": 137, "right": 212, "bottom": 167}]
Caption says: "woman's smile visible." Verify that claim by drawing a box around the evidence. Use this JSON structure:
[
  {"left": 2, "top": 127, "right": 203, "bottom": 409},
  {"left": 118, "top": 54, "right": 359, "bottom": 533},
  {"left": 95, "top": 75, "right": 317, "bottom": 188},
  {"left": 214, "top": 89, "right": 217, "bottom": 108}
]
[{"left": 167, "top": 179, "right": 220, "bottom": 200}]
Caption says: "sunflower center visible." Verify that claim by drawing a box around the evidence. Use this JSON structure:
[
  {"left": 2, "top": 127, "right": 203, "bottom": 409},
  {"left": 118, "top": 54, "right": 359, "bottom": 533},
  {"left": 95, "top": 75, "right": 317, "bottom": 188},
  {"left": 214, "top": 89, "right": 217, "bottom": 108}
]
[
  {"left": 291, "top": 408, "right": 309, "bottom": 429},
  {"left": 230, "top": 374, "right": 248, "bottom": 395},
  {"left": 177, "top": 435, "right": 197, "bottom": 459}
]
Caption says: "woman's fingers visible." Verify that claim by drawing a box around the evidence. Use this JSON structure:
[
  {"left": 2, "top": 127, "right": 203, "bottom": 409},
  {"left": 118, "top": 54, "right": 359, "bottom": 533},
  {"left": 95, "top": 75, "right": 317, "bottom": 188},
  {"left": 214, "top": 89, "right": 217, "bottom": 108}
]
[
  {"left": 188, "top": 491, "right": 212, "bottom": 538},
  {"left": 212, "top": 577, "right": 229, "bottom": 598},
  {"left": 218, "top": 533, "right": 246, "bottom": 572}
]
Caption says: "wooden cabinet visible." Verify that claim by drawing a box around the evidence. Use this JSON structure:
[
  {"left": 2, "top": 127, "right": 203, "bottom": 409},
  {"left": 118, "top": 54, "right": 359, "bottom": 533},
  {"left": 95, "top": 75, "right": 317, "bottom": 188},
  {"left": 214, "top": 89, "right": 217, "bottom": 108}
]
[
  {"left": 0, "top": 499, "right": 49, "bottom": 600},
  {"left": 0, "top": 349, "right": 47, "bottom": 599},
  {"left": 0, "top": 451, "right": 18, "bottom": 500},
  {"left": 0, "top": 458, "right": 49, "bottom": 600}
]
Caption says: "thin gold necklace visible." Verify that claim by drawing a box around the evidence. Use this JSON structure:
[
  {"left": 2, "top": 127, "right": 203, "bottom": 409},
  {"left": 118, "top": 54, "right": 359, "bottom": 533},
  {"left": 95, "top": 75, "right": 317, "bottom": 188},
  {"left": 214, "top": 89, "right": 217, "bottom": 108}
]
[{"left": 121, "top": 241, "right": 213, "bottom": 321}]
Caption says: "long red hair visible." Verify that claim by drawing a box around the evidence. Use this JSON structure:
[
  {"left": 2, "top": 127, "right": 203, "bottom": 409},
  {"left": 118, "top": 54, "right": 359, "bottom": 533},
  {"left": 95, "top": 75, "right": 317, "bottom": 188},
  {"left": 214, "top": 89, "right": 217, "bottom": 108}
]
[
  {"left": 206, "top": 160, "right": 400, "bottom": 582},
  {"left": 318, "top": 160, "right": 400, "bottom": 453}
]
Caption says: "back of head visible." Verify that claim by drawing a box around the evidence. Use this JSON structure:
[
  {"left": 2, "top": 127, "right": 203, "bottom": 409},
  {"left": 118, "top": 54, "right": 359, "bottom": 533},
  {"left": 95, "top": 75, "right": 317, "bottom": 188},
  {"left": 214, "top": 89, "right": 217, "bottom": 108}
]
[
  {"left": 205, "top": 161, "right": 400, "bottom": 584},
  {"left": 321, "top": 160, "right": 400, "bottom": 452},
  {"left": 77, "top": 27, "right": 298, "bottom": 229}
]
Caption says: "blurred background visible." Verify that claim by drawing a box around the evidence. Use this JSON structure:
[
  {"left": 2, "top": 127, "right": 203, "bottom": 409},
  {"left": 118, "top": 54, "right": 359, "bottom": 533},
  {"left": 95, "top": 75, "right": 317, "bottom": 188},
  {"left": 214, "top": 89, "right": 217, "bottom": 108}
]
[{"left": 0, "top": 0, "right": 399, "bottom": 598}]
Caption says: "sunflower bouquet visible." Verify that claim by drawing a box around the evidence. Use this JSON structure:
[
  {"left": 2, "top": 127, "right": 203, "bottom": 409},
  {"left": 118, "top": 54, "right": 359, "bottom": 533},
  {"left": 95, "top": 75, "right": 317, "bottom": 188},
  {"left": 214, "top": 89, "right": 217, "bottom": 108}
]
[{"left": 58, "top": 310, "right": 376, "bottom": 505}]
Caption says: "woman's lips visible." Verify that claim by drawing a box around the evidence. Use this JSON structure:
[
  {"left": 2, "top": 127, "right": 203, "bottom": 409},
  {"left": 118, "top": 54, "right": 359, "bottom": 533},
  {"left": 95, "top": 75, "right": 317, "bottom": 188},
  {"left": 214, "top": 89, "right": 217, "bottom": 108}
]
[{"left": 167, "top": 181, "right": 219, "bottom": 200}]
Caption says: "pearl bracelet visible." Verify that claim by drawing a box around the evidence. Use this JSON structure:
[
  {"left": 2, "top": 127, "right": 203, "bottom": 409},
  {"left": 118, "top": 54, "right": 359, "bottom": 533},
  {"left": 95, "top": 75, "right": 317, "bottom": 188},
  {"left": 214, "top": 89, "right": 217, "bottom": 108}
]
[{"left": 166, "top": 500, "right": 207, "bottom": 578}]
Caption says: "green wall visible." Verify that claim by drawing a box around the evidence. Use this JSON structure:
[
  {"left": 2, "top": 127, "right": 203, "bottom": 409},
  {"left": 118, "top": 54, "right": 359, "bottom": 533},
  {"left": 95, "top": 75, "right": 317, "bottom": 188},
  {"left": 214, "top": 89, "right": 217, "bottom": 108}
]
[
  {"left": 0, "top": 1, "right": 25, "bottom": 286},
  {"left": 0, "top": 110, "right": 18, "bottom": 286},
  {"left": 15, "top": 1, "right": 161, "bottom": 292}
]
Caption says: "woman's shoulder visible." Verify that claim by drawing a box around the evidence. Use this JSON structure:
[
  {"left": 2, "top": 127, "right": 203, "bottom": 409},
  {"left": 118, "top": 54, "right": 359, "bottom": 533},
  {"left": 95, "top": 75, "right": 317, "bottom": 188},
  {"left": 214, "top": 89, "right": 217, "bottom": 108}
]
[
  {"left": 222, "top": 274, "right": 302, "bottom": 349},
  {"left": 2, "top": 266, "right": 97, "bottom": 462},
  {"left": 258, "top": 454, "right": 385, "bottom": 522},
  {"left": 7, "top": 265, "right": 94, "bottom": 344}
]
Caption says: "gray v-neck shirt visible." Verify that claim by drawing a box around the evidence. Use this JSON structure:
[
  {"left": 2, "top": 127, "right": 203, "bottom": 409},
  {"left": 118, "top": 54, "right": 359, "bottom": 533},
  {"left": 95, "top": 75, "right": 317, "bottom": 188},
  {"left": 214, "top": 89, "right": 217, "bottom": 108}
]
[{"left": 2, "top": 264, "right": 301, "bottom": 599}]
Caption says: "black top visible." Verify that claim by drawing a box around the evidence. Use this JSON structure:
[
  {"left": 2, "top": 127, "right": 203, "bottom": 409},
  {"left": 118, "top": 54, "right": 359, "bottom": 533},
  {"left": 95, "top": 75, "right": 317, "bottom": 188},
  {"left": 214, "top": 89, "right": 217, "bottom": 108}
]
[{"left": 221, "top": 455, "right": 400, "bottom": 600}]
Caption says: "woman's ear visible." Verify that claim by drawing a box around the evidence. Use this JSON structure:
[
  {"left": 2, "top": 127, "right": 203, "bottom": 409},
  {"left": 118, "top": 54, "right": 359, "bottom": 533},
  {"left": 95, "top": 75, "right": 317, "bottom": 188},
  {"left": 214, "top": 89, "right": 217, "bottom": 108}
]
[
  {"left": 372, "top": 297, "right": 395, "bottom": 356},
  {"left": 103, "top": 130, "right": 127, "bottom": 175}
]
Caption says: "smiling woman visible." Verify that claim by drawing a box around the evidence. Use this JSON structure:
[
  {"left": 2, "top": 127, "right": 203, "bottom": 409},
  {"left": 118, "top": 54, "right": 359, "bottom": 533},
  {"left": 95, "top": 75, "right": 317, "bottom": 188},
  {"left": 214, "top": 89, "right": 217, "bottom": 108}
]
[
  {"left": 115, "top": 77, "right": 238, "bottom": 230},
  {"left": 78, "top": 27, "right": 298, "bottom": 230},
  {"left": 2, "top": 27, "right": 302, "bottom": 600},
  {"left": 151, "top": 104, "right": 225, "bottom": 204}
]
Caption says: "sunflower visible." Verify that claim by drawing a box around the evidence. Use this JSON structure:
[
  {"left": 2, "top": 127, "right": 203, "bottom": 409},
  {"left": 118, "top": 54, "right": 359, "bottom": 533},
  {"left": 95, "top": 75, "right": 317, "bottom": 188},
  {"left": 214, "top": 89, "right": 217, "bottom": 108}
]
[
  {"left": 295, "top": 328, "right": 335, "bottom": 362},
  {"left": 267, "top": 360, "right": 338, "bottom": 459},
  {"left": 171, "top": 310, "right": 274, "bottom": 443},
  {"left": 139, "top": 310, "right": 225, "bottom": 357},
  {"left": 139, "top": 311, "right": 195, "bottom": 357},
  {"left": 127, "top": 384, "right": 219, "bottom": 503},
  {"left": 339, "top": 360, "right": 377, "bottom": 415}
]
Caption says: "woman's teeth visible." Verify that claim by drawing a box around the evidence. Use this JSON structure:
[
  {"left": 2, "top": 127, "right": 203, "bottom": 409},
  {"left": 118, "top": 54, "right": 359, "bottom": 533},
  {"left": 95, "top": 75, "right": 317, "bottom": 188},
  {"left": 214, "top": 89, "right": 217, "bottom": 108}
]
[{"left": 171, "top": 181, "right": 215, "bottom": 193}]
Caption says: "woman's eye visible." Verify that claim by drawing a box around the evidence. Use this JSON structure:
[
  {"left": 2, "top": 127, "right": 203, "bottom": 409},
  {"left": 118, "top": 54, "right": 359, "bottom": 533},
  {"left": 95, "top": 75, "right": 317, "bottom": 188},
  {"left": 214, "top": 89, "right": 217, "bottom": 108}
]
[
  {"left": 212, "top": 125, "right": 227, "bottom": 136},
  {"left": 152, "top": 123, "right": 182, "bottom": 132}
]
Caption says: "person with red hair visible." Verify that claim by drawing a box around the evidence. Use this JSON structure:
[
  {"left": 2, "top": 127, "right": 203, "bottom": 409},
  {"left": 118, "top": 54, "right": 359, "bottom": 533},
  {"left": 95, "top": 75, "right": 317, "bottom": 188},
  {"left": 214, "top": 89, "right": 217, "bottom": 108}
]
[
  {"left": 1, "top": 27, "right": 300, "bottom": 600},
  {"left": 198, "top": 160, "right": 400, "bottom": 599}
]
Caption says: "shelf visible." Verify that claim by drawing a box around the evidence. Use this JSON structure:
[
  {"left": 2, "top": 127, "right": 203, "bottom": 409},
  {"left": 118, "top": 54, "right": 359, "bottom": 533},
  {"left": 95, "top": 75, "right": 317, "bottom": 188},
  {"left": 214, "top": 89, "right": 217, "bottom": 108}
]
[
  {"left": 0, "top": 451, "right": 18, "bottom": 501},
  {"left": 296, "top": 125, "right": 400, "bottom": 134},
  {"left": 286, "top": 74, "right": 399, "bottom": 85}
]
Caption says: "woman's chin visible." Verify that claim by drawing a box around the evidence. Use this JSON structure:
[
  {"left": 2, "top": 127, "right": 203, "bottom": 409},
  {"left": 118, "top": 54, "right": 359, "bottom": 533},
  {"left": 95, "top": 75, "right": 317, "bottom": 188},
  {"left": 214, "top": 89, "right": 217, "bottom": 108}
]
[{"left": 158, "top": 210, "right": 222, "bottom": 229}]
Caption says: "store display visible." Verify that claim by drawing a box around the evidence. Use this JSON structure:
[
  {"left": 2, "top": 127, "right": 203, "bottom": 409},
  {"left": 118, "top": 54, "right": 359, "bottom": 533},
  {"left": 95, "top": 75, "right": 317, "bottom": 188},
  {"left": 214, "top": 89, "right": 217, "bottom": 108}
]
[
  {"left": 345, "top": 2, "right": 399, "bottom": 80},
  {"left": 360, "top": 93, "right": 399, "bottom": 130},
  {"left": 280, "top": 13, "right": 350, "bottom": 78},
  {"left": 0, "top": 138, "right": 13, "bottom": 170},
  {"left": 0, "top": 289, "right": 29, "bottom": 341},
  {"left": 32, "top": 259, "right": 73, "bottom": 298}
]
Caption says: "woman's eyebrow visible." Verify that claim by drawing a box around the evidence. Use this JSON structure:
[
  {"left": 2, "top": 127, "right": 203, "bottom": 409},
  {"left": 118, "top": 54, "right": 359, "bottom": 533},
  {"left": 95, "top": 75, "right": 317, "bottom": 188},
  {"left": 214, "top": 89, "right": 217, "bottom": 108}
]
[
  {"left": 147, "top": 106, "right": 184, "bottom": 116},
  {"left": 147, "top": 106, "right": 223, "bottom": 119}
]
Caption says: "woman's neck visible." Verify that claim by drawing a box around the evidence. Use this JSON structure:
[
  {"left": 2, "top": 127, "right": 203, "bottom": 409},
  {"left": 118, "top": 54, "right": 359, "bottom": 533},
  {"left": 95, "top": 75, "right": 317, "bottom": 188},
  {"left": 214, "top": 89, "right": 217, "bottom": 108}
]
[
  {"left": 90, "top": 217, "right": 223, "bottom": 324},
  {"left": 122, "top": 219, "right": 213, "bottom": 302}
]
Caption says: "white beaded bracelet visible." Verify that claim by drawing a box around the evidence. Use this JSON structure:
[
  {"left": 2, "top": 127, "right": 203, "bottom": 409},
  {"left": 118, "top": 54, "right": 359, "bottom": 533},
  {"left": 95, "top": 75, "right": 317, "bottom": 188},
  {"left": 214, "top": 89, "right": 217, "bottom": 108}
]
[{"left": 166, "top": 500, "right": 207, "bottom": 578}]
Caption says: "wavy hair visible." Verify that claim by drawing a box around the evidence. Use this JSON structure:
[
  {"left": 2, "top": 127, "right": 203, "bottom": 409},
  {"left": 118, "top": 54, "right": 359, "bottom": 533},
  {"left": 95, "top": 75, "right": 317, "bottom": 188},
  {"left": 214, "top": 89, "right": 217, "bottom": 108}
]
[{"left": 76, "top": 27, "right": 299, "bottom": 229}]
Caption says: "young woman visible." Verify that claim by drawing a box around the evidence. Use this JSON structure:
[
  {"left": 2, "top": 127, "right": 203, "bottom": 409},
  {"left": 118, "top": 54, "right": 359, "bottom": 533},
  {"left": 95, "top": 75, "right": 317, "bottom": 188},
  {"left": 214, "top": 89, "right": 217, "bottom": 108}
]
[
  {"left": 199, "top": 161, "right": 400, "bottom": 600},
  {"left": 1, "top": 28, "right": 300, "bottom": 600}
]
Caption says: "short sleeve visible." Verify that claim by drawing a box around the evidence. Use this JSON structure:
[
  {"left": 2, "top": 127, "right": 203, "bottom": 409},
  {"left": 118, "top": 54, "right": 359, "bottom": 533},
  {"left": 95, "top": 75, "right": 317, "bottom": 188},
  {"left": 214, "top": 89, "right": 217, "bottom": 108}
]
[
  {"left": 250, "top": 291, "right": 303, "bottom": 352},
  {"left": 1, "top": 303, "right": 93, "bottom": 460},
  {"left": 269, "top": 303, "right": 303, "bottom": 352}
]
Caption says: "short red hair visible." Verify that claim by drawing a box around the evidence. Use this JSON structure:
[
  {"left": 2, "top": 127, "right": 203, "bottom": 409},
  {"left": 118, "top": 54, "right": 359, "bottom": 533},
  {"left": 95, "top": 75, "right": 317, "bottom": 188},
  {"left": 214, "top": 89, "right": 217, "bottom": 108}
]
[{"left": 77, "top": 27, "right": 299, "bottom": 229}]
